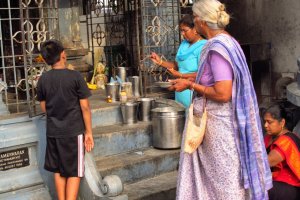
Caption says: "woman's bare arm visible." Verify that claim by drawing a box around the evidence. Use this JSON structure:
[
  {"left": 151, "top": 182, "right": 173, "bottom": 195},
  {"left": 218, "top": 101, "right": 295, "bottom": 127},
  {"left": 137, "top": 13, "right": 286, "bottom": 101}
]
[
  {"left": 169, "top": 79, "right": 232, "bottom": 103},
  {"left": 268, "top": 149, "right": 284, "bottom": 167}
]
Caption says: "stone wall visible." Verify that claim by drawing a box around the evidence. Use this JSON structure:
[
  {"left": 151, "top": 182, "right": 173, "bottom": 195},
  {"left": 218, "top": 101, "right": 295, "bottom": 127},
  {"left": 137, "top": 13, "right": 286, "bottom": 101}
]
[{"left": 227, "top": 0, "right": 300, "bottom": 75}]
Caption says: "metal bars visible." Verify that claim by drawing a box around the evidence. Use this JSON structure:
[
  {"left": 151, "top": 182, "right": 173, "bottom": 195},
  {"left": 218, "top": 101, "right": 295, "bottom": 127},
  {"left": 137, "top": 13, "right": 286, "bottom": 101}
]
[
  {"left": 86, "top": 0, "right": 134, "bottom": 79},
  {"left": 85, "top": 0, "right": 192, "bottom": 96},
  {"left": 0, "top": 0, "right": 59, "bottom": 116},
  {"left": 139, "top": 0, "right": 192, "bottom": 95}
]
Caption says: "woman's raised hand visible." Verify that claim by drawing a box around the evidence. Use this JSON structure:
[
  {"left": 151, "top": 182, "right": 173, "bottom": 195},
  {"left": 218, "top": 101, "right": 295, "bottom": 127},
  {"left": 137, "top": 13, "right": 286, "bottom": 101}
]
[{"left": 150, "top": 52, "right": 161, "bottom": 65}]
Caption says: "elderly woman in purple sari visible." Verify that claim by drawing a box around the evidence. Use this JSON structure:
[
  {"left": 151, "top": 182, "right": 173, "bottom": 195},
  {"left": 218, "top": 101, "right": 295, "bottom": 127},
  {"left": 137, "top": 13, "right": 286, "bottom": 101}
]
[{"left": 169, "top": 0, "right": 273, "bottom": 199}]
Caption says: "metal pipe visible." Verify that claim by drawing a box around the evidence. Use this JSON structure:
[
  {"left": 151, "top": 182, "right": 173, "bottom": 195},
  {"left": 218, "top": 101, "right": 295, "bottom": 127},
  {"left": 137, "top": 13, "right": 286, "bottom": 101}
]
[
  {"left": 0, "top": 17, "right": 8, "bottom": 105},
  {"left": 135, "top": 0, "right": 144, "bottom": 97},
  {"left": 86, "top": 1, "right": 91, "bottom": 52},
  {"left": 89, "top": 0, "right": 95, "bottom": 69},
  {"left": 8, "top": 0, "right": 19, "bottom": 110}
]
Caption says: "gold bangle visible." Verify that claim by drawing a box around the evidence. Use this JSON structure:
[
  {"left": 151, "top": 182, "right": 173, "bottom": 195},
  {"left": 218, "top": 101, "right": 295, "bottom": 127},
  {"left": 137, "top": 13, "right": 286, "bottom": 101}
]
[{"left": 158, "top": 59, "right": 163, "bottom": 65}]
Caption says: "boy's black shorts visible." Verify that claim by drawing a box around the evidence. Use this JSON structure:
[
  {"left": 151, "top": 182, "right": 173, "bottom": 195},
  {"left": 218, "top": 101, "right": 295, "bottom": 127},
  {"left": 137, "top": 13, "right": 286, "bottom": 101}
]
[{"left": 44, "top": 134, "right": 85, "bottom": 177}]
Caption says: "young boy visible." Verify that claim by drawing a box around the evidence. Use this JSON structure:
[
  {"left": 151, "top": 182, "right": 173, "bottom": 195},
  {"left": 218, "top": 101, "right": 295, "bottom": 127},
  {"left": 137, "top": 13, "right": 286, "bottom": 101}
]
[{"left": 37, "top": 39, "right": 94, "bottom": 200}]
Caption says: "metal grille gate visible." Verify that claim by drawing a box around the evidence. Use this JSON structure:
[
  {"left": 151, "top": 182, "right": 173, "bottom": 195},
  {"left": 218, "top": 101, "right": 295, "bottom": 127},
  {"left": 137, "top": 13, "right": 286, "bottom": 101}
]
[
  {"left": 85, "top": 0, "right": 138, "bottom": 82},
  {"left": 1, "top": 0, "right": 192, "bottom": 116},
  {"left": 0, "top": 0, "right": 58, "bottom": 117},
  {"left": 139, "top": 0, "right": 192, "bottom": 95},
  {"left": 86, "top": 0, "right": 192, "bottom": 96}
]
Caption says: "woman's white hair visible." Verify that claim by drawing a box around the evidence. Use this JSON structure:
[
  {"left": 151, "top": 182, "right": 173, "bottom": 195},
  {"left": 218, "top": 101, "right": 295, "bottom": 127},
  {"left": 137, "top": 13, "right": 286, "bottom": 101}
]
[{"left": 192, "top": 0, "right": 230, "bottom": 29}]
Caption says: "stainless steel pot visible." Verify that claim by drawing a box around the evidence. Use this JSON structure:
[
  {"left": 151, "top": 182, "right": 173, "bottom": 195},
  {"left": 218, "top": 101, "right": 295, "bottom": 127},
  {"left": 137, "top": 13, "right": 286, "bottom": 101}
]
[{"left": 151, "top": 107, "right": 185, "bottom": 149}]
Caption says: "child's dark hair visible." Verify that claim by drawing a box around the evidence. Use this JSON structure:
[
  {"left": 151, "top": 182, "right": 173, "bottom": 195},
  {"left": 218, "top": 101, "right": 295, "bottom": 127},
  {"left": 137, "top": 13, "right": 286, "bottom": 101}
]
[
  {"left": 40, "top": 39, "right": 64, "bottom": 65},
  {"left": 179, "top": 14, "right": 195, "bottom": 28},
  {"left": 263, "top": 103, "right": 293, "bottom": 130}
]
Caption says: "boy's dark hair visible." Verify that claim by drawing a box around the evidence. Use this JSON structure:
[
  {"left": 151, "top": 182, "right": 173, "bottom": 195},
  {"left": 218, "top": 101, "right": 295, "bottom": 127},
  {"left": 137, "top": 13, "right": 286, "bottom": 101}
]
[
  {"left": 179, "top": 14, "right": 195, "bottom": 29},
  {"left": 40, "top": 39, "right": 64, "bottom": 65}
]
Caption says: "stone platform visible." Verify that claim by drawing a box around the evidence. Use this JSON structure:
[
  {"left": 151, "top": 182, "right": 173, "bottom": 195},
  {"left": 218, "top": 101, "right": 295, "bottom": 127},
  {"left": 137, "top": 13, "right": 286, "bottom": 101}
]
[{"left": 1, "top": 88, "right": 182, "bottom": 200}]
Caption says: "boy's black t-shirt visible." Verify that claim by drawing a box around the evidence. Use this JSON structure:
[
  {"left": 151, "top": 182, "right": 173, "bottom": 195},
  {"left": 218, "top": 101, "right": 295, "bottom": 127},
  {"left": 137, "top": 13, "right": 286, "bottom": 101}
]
[{"left": 36, "top": 69, "right": 91, "bottom": 138}]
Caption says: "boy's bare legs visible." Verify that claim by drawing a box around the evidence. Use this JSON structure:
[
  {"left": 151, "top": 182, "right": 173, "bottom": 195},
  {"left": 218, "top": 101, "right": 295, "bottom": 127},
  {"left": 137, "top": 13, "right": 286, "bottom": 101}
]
[
  {"left": 66, "top": 177, "right": 81, "bottom": 200},
  {"left": 54, "top": 173, "right": 67, "bottom": 200},
  {"left": 54, "top": 174, "right": 81, "bottom": 200}
]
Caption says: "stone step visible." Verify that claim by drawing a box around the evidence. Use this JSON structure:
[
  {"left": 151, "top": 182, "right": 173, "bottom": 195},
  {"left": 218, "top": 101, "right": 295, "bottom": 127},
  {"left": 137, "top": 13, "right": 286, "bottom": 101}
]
[
  {"left": 0, "top": 184, "right": 51, "bottom": 200},
  {"left": 91, "top": 103, "right": 123, "bottom": 128},
  {"left": 92, "top": 122, "right": 152, "bottom": 157},
  {"left": 88, "top": 89, "right": 184, "bottom": 128},
  {"left": 95, "top": 148, "right": 180, "bottom": 184},
  {"left": 123, "top": 171, "right": 177, "bottom": 200},
  {"left": 0, "top": 167, "right": 43, "bottom": 194}
]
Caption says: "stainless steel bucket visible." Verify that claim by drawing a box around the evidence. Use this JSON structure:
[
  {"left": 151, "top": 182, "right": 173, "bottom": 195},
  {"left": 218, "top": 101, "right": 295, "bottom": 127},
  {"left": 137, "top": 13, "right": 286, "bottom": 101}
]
[
  {"left": 138, "top": 98, "right": 154, "bottom": 121},
  {"left": 127, "top": 76, "right": 140, "bottom": 98},
  {"left": 105, "top": 82, "right": 120, "bottom": 102},
  {"left": 151, "top": 107, "right": 185, "bottom": 149},
  {"left": 120, "top": 101, "right": 139, "bottom": 124},
  {"left": 117, "top": 67, "right": 127, "bottom": 82}
]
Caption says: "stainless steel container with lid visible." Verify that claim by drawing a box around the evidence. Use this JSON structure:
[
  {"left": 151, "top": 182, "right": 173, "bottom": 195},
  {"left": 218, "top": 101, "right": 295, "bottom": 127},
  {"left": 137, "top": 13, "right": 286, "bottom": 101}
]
[{"left": 151, "top": 107, "right": 185, "bottom": 149}]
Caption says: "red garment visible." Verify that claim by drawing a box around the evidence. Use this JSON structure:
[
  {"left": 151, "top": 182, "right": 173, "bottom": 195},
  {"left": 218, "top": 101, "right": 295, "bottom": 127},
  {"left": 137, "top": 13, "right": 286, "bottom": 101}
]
[{"left": 264, "top": 133, "right": 300, "bottom": 187}]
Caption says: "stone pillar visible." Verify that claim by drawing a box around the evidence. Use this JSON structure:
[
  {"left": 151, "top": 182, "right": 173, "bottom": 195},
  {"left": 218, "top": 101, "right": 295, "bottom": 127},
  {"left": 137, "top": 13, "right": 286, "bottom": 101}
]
[
  {"left": 58, "top": 0, "right": 83, "bottom": 49},
  {"left": 58, "top": 0, "right": 90, "bottom": 80}
]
